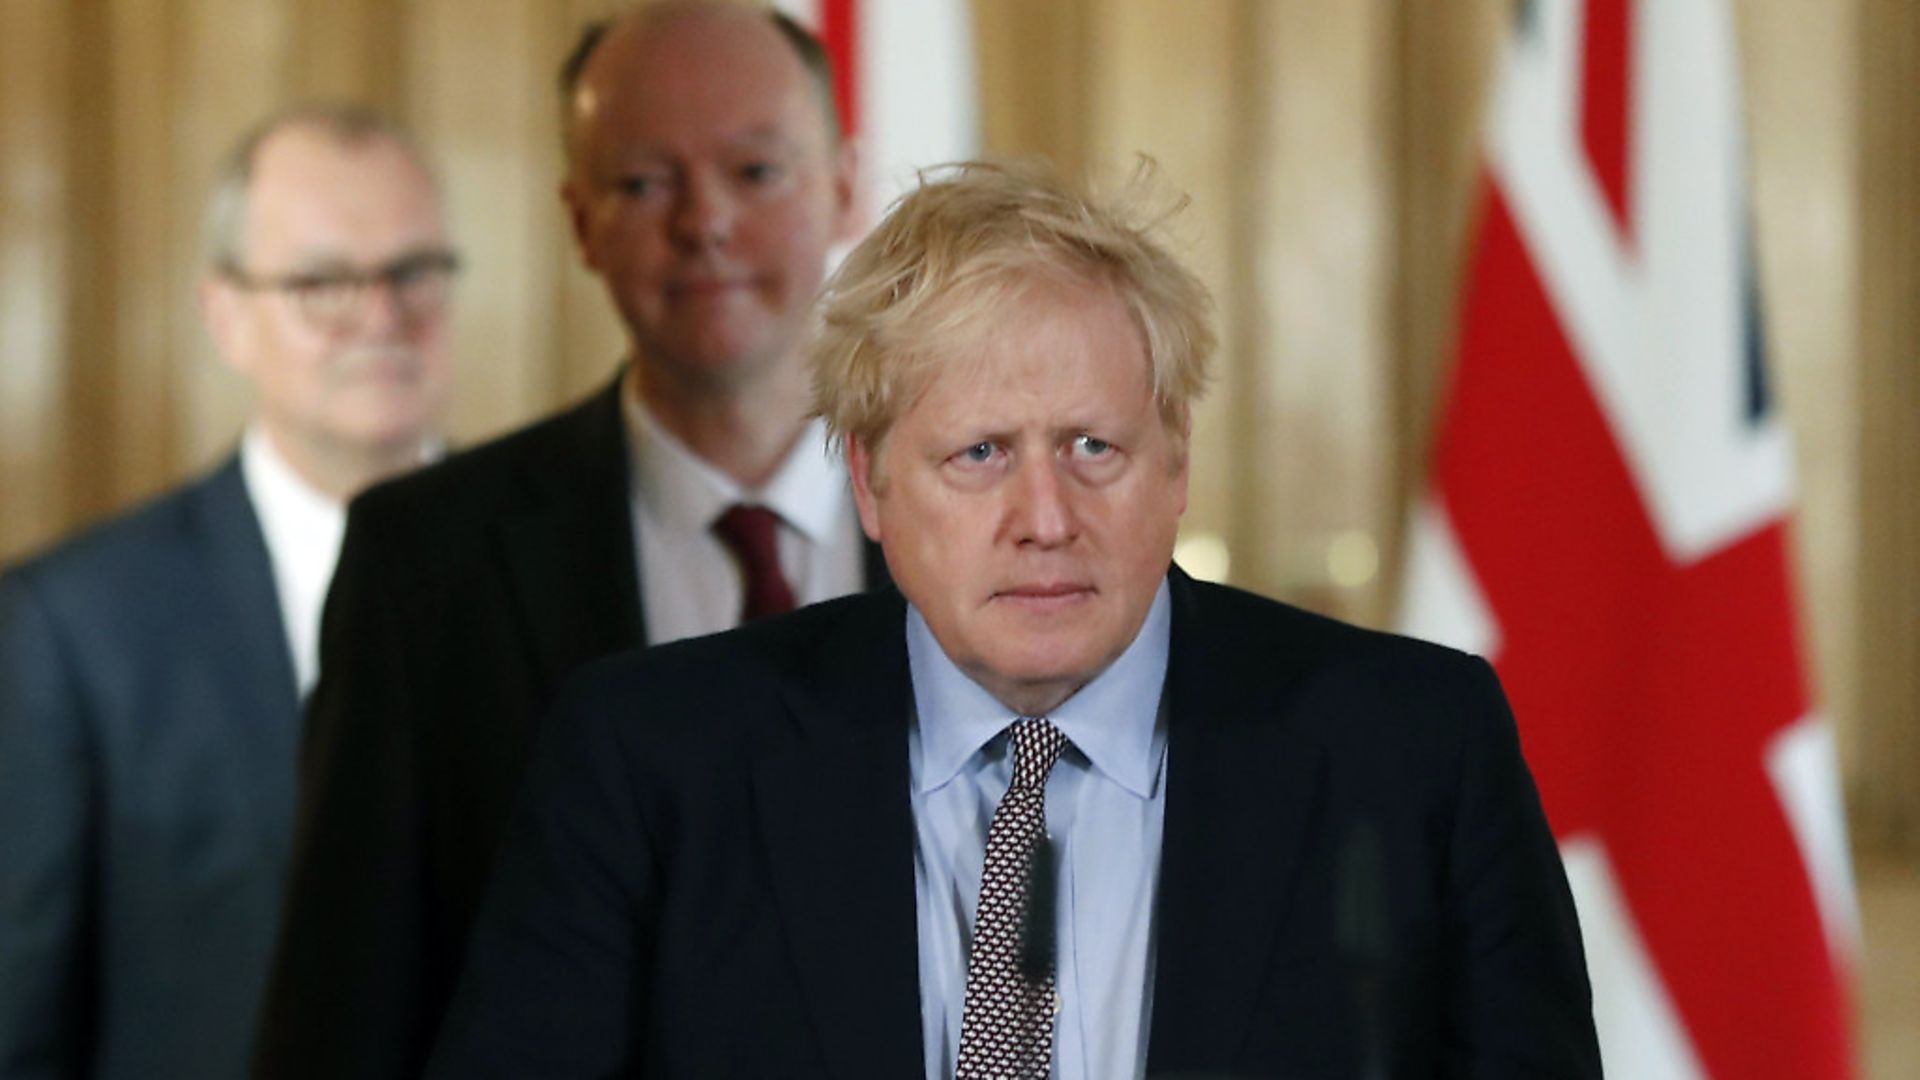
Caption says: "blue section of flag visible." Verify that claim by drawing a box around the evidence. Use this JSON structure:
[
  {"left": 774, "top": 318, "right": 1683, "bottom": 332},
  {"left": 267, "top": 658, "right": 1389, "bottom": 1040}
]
[{"left": 1514, "top": 0, "right": 1542, "bottom": 41}]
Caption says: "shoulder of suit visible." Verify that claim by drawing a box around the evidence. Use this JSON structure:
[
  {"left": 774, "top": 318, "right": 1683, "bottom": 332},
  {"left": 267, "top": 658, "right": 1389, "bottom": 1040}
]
[
  {"left": 1168, "top": 579, "right": 1511, "bottom": 783},
  {"left": 549, "top": 590, "right": 896, "bottom": 751},
  {"left": 573, "top": 590, "right": 887, "bottom": 692},
  {"left": 1175, "top": 574, "right": 1501, "bottom": 729},
  {"left": 347, "top": 385, "right": 616, "bottom": 529},
  {"left": 1183, "top": 575, "right": 1482, "bottom": 667},
  {"left": 2, "top": 462, "right": 236, "bottom": 599}
]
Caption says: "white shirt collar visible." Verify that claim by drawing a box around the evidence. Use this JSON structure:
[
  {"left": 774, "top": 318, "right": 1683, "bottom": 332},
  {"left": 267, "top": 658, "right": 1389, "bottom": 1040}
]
[
  {"left": 241, "top": 424, "right": 343, "bottom": 533},
  {"left": 238, "top": 424, "right": 348, "bottom": 697},
  {"left": 620, "top": 366, "right": 846, "bottom": 539}
]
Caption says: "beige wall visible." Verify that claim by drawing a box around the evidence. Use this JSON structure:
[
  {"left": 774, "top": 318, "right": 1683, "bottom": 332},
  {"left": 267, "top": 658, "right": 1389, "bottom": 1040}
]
[
  {"left": 1854, "top": 0, "right": 1920, "bottom": 855},
  {"left": 1, "top": 1, "right": 1912, "bottom": 850}
]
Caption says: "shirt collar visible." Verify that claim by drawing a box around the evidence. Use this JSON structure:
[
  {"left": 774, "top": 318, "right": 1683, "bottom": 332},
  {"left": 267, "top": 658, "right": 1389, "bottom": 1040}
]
[
  {"left": 240, "top": 423, "right": 346, "bottom": 538},
  {"left": 908, "top": 578, "right": 1172, "bottom": 799},
  {"left": 621, "top": 366, "right": 846, "bottom": 541}
]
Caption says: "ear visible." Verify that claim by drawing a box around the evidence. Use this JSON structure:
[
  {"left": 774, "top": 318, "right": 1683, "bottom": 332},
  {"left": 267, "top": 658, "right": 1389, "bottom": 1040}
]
[
  {"left": 1171, "top": 407, "right": 1192, "bottom": 516},
  {"left": 197, "top": 276, "right": 253, "bottom": 378},
  {"left": 846, "top": 433, "right": 885, "bottom": 542},
  {"left": 828, "top": 136, "right": 863, "bottom": 245},
  {"left": 560, "top": 175, "right": 599, "bottom": 271}
]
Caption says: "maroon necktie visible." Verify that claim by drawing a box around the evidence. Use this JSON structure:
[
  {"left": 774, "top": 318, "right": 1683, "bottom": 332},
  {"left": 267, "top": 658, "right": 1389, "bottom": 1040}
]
[{"left": 712, "top": 504, "right": 797, "bottom": 622}]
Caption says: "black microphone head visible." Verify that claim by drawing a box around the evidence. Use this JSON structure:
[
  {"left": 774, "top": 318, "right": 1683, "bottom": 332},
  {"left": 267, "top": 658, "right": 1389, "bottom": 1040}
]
[
  {"left": 1020, "top": 834, "right": 1057, "bottom": 981},
  {"left": 1336, "top": 818, "right": 1391, "bottom": 965}
]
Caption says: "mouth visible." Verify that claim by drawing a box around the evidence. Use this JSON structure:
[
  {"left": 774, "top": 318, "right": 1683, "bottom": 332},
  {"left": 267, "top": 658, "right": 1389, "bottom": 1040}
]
[
  {"left": 667, "top": 276, "right": 755, "bottom": 299},
  {"left": 343, "top": 352, "right": 422, "bottom": 384},
  {"left": 992, "top": 582, "right": 1096, "bottom": 613}
]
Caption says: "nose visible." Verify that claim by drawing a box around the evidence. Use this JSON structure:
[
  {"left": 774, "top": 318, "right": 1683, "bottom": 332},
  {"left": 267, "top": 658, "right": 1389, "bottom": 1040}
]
[
  {"left": 671, "top": 169, "right": 736, "bottom": 250},
  {"left": 354, "top": 277, "right": 412, "bottom": 339},
  {"left": 1010, "top": 456, "right": 1078, "bottom": 549}
]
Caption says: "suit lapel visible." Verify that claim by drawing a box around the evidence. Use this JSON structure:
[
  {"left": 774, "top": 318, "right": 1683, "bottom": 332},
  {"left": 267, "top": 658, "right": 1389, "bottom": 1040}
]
[
  {"left": 189, "top": 457, "right": 303, "bottom": 839},
  {"left": 496, "top": 379, "right": 646, "bottom": 693},
  {"left": 746, "top": 573, "right": 1331, "bottom": 1075},
  {"left": 1145, "top": 571, "right": 1328, "bottom": 1072},
  {"left": 752, "top": 593, "right": 924, "bottom": 1080}
]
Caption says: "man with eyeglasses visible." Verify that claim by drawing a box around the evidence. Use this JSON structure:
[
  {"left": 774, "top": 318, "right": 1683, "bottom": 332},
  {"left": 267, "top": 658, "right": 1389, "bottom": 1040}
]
[
  {"left": 0, "top": 103, "right": 454, "bottom": 1080},
  {"left": 252, "top": 6, "right": 886, "bottom": 1079}
]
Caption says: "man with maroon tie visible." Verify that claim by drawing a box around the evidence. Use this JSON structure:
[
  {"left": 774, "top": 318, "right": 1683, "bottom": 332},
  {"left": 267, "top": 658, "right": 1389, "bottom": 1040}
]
[{"left": 253, "top": 7, "right": 887, "bottom": 1077}]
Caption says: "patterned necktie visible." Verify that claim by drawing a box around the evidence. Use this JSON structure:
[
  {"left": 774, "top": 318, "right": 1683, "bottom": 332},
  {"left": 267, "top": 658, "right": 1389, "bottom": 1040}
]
[
  {"left": 711, "top": 504, "right": 797, "bottom": 622},
  {"left": 956, "top": 717, "right": 1070, "bottom": 1080}
]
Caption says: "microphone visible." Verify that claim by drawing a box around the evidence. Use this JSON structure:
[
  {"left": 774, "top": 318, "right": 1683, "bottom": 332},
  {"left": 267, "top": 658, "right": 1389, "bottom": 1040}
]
[
  {"left": 1021, "top": 833, "right": 1057, "bottom": 981},
  {"left": 1336, "top": 819, "right": 1391, "bottom": 1080}
]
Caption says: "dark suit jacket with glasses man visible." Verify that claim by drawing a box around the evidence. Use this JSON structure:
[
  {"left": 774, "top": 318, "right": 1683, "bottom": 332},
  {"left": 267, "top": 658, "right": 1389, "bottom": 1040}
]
[
  {"left": 0, "top": 103, "right": 456, "bottom": 1080},
  {"left": 427, "top": 157, "right": 1602, "bottom": 1079}
]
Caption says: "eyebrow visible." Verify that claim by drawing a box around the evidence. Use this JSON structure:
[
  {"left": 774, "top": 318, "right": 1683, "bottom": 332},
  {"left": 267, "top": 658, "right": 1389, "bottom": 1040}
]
[
  {"left": 603, "top": 125, "right": 806, "bottom": 165},
  {"left": 944, "top": 417, "right": 1135, "bottom": 448},
  {"left": 276, "top": 245, "right": 452, "bottom": 275}
]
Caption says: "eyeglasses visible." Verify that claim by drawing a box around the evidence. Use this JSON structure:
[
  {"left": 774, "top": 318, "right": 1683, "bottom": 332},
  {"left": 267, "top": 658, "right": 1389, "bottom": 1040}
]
[{"left": 220, "top": 250, "right": 461, "bottom": 334}]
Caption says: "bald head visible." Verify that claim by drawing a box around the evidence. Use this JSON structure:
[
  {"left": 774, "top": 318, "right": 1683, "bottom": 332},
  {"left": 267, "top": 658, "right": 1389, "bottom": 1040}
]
[
  {"left": 560, "top": 2, "right": 839, "bottom": 179},
  {"left": 556, "top": 0, "right": 857, "bottom": 405}
]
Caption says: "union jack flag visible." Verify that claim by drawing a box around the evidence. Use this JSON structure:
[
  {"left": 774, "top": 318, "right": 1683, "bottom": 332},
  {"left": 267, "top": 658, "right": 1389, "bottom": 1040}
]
[
  {"left": 773, "top": 0, "right": 979, "bottom": 229},
  {"left": 1400, "top": 1, "right": 1858, "bottom": 1075}
]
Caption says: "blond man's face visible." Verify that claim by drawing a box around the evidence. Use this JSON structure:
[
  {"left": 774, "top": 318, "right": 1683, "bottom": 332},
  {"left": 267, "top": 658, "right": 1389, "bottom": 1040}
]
[{"left": 850, "top": 280, "right": 1187, "bottom": 716}]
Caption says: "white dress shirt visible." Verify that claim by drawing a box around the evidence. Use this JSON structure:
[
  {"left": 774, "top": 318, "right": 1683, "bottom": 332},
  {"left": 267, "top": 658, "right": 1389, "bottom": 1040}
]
[
  {"left": 238, "top": 426, "right": 347, "bottom": 699},
  {"left": 621, "top": 373, "right": 867, "bottom": 645}
]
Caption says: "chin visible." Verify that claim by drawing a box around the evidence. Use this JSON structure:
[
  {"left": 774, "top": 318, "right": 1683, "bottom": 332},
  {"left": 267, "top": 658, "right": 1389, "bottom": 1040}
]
[
  {"left": 984, "top": 645, "right": 1103, "bottom": 691},
  {"left": 338, "top": 409, "right": 433, "bottom": 448}
]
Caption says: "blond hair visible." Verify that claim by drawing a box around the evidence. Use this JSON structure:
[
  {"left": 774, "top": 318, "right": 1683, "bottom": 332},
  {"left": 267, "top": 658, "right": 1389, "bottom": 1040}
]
[{"left": 810, "top": 158, "right": 1214, "bottom": 457}]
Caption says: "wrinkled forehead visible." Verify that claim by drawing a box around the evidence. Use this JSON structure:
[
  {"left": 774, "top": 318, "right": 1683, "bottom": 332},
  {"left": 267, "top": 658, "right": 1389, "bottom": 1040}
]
[
  {"left": 916, "top": 268, "right": 1145, "bottom": 375},
  {"left": 887, "top": 275, "right": 1155, "bottom": 427}
]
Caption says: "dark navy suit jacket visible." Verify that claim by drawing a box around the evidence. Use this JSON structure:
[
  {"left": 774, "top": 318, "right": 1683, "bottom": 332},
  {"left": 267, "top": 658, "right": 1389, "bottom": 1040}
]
[
  {"left": 428, "top": 570, "right": 1602, "bottom": 1078},
  {"left": 254, "top": 379, "right": 890, "bottom": 1079},
  {"left": 0, "top": 458, "right": 299, "bottom": 1080}
]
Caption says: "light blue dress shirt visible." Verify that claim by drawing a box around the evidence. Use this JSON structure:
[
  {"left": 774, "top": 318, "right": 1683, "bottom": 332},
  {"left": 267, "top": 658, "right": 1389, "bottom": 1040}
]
[{"left": 907, "top": 581, "right": 1171, "bottom": 1080}]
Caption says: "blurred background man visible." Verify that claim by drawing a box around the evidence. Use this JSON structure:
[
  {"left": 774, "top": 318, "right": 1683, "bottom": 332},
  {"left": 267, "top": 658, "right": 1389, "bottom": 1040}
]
[
  {"left": 252, "top": 5, "right": 884, "bottom": 1077},
  {"left": 0, "top": 103, "right": 455, "bottom": 1080}
]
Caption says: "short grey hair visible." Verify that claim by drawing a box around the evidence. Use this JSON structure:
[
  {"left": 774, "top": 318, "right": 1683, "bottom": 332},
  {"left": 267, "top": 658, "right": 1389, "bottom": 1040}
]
[{"left": 202, "top": 102, "right": 437, "bottom": 273}]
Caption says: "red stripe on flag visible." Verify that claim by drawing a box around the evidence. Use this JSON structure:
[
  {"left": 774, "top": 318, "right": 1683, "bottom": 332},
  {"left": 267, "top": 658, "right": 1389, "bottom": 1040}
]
[
  {"left": 1580, "top": 0, "right": 1634, "bottom": 242},
  {"left": 1434, "top": 186, "right": 1853, "bottom": 1078},
  {"left": 819, "top": 0, "right": 859, "bottom": 139}
]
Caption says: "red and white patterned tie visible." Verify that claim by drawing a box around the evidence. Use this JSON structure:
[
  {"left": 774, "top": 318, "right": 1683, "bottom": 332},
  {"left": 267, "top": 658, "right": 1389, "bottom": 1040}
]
[{"left": 955, "top": 717, "right": 1070, "bottom": 1080}]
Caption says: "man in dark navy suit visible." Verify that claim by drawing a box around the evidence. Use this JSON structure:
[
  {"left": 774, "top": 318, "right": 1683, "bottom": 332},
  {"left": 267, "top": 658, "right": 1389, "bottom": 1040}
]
[
  {"left": 429, "top": 161, "right": 1602, "bottom": 1078},
  {"left": 253, "top": 6, "right": 888, "bottom": 1078},
  {"left": 0, "top": 104, "right": 456, "bottom": 1080}
]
